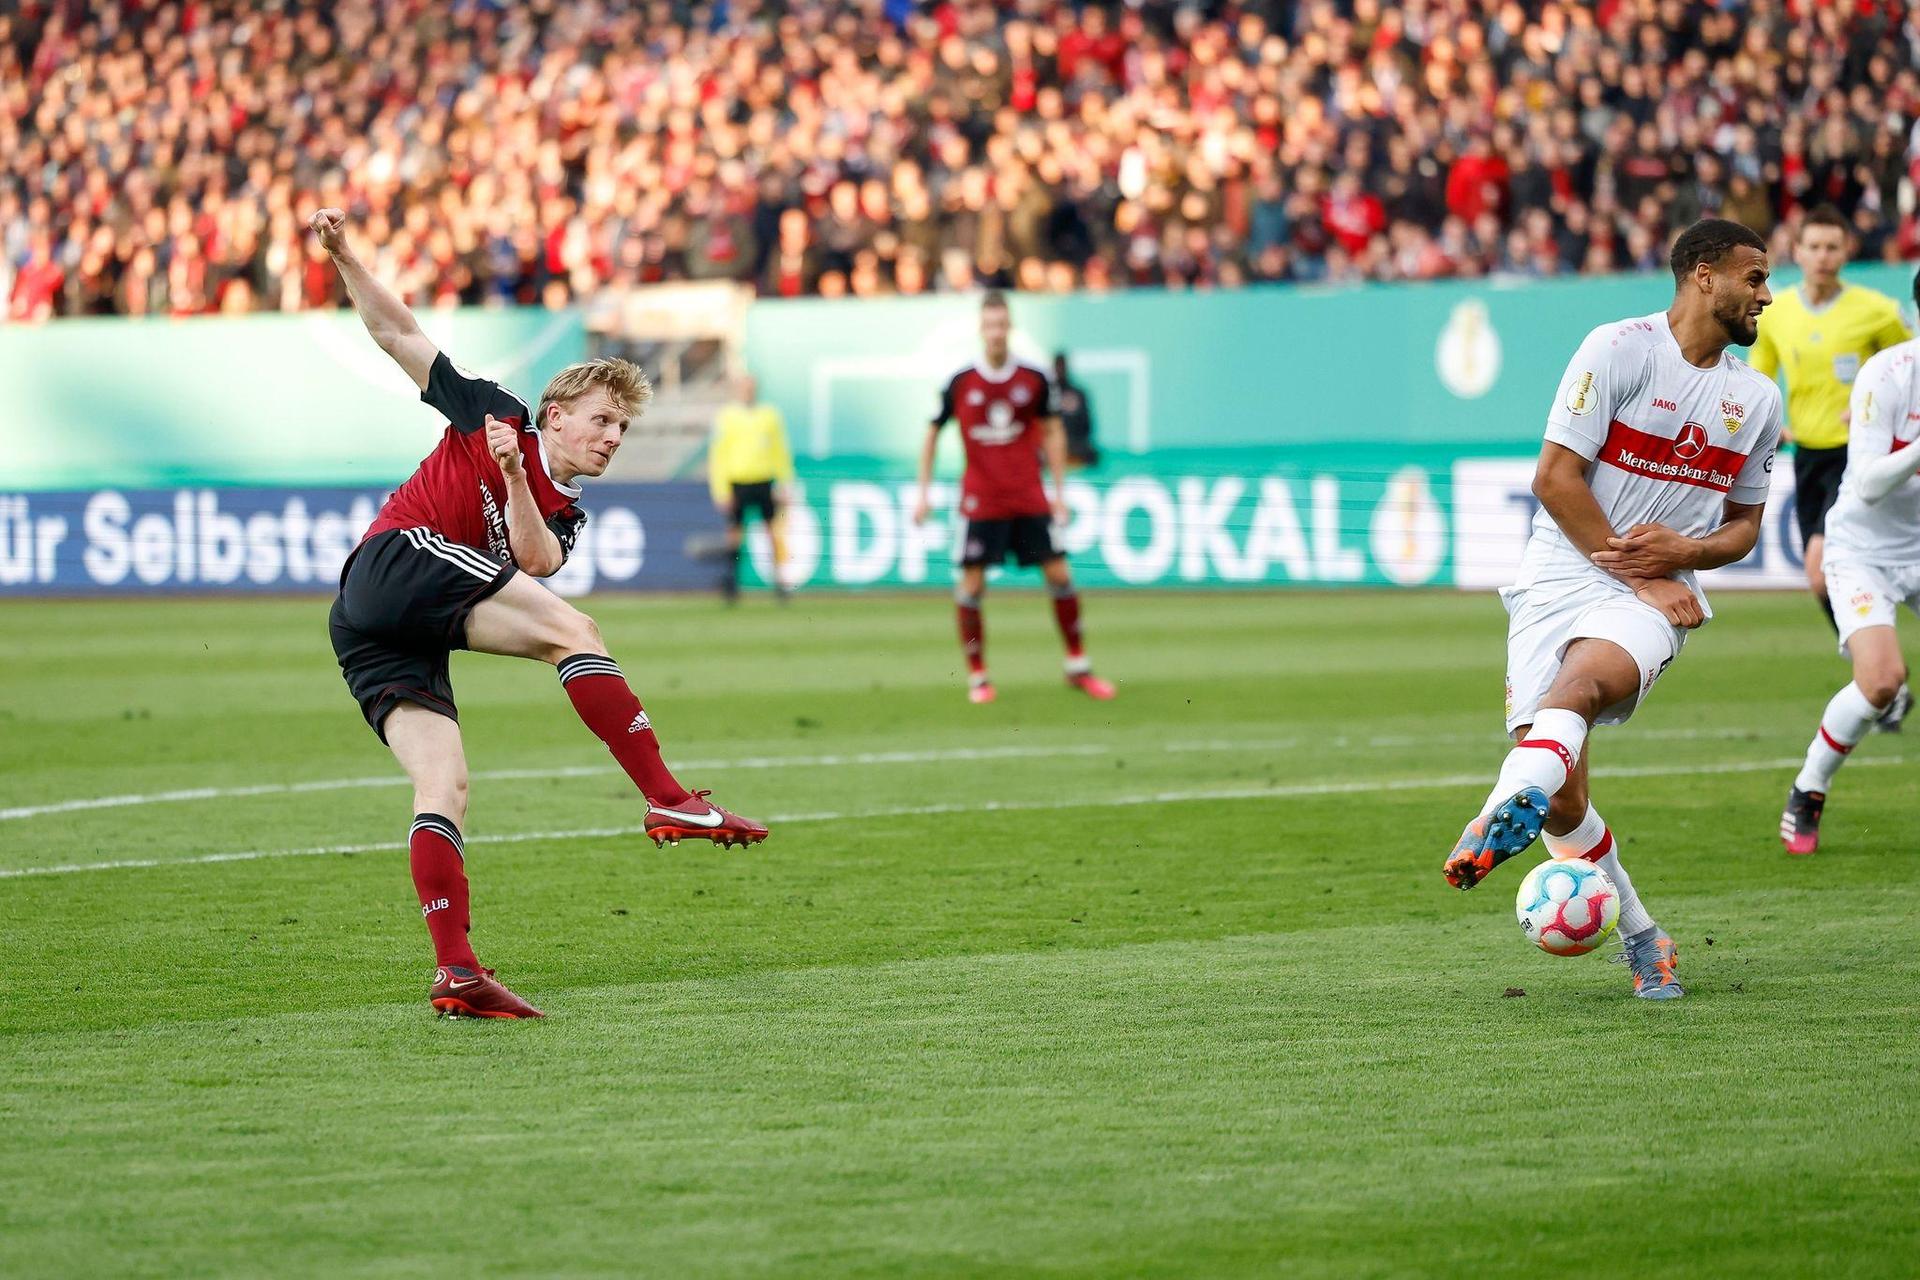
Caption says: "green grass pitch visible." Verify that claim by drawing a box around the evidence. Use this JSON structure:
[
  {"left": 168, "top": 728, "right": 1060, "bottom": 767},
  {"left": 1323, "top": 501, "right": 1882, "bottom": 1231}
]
[{"left": 1, "top": 589, "right": 1915, "bottom": 1277}]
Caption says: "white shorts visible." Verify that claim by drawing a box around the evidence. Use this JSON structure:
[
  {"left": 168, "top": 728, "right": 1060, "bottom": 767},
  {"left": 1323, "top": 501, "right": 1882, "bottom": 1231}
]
[
  {"left": 1499, "top": 579, "right": 1687, "bottom": 734},
  {"left": 1825, "top": 556, "right": 1920, "bottom": 655}
]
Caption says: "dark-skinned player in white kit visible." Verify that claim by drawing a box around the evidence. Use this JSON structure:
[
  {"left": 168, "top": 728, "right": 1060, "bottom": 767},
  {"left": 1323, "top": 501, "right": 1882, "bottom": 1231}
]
[{"left": 1442, "top": 219, "right": 1784, "bottom": 1001}]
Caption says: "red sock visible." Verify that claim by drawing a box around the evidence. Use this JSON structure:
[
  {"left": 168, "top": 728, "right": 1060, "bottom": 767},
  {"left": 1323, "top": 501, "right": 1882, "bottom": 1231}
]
[
  {"left": 956, "top": 596, "right": 986, "bottom": 676},
  {"left": 410, "top": 814, "right": 479, "bottom": 971},
  {"left": 1576, "top": 827, "right": 1615, "bottom": 863},
  {"left": 556, "top": 654, "right": 691, "bottom": 805},
  {"left": 1050, "top": 587, "right": 1085, "bottom": 659}
]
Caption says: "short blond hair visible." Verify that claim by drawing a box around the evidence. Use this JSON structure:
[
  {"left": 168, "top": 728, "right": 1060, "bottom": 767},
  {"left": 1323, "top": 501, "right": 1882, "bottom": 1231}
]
[{"left": 537, "top": 358, "right": 653, "bottom": 427}]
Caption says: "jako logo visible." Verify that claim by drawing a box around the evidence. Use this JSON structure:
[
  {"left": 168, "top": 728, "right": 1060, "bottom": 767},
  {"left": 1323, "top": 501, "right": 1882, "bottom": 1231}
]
[{"left": 1652, "top": 397, "right": 1679, "bottom": 412}]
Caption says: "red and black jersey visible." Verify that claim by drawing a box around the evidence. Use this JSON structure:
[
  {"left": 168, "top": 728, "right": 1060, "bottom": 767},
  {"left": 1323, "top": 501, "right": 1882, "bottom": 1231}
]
[
  {"left": 363, "top": 352, "right": 587, "bottom": 563},
  {"left": 932, "top": 360, "right": 1057, "bottom": 519}
]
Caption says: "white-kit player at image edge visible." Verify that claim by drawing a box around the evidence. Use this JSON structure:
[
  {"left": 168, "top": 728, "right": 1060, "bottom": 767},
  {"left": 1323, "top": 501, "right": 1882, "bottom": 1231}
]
[
  {"left": 1441, "top": 218, "right": 1784, "bottom": 1001},
  {"left": 1782, "top": 311, "right": 1920, "bottom": 854}
]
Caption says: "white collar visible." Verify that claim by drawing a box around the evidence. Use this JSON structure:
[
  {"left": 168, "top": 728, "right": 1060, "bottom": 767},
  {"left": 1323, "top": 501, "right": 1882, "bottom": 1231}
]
[
  {"left": 1661, "top": 312, "right": 1724, "bottom": 373},
  {"left": 974, "top": 356, "right": 1018, "bottom": 381}
]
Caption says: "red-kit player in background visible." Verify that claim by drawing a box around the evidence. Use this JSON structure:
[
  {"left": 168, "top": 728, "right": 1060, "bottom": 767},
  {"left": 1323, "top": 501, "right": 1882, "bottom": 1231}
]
[
  {"left": 312, "top": 209, "right": 767, "bottom": 1020},
  {"left": 911, "top": 292, "right": 1116, "bottom": 704}
]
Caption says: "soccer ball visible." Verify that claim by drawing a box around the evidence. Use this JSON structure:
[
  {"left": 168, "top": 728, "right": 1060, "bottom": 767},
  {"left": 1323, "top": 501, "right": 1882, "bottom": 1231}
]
[{"left": 1515, "top": 858, "right": 1620, "bottom": 956}]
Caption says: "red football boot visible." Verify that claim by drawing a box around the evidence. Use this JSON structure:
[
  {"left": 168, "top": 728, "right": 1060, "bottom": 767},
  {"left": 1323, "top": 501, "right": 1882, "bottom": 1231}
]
[
  {"left": 1067, "top": 671, "right": 1117, "bottom": 700},
  {"left": 1780, "top": 786, "right": 1825, "bottom": 855},
  {"left": 429, "top": 966, "right": 545, "bottom": 1019},
  {"left": 644, "top": 790, "right": 769, "bottom": 849}
]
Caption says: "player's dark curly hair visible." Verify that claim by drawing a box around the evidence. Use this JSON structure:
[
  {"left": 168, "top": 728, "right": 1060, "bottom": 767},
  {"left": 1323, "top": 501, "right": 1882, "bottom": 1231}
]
[{"left": 1669, "top": 219, "right": 1767, "bottom": 282}]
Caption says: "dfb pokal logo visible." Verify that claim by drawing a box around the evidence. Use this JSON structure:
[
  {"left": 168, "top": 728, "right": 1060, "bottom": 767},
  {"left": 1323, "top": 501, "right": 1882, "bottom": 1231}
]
[{"left": 1675, "top": 422, "right": 1708, "bottom": 461}]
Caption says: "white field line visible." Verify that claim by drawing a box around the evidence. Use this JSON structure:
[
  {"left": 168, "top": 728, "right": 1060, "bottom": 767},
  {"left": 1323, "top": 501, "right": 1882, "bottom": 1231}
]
[
  {"left": 0, "top": 745, "right": 1112, "bottom": 823},
  {"left": 0, "top": 724, "right": 1812, "bottom": 824},
  {"left": 1, "top": 753, "right": 1906, "bottom": 881}
]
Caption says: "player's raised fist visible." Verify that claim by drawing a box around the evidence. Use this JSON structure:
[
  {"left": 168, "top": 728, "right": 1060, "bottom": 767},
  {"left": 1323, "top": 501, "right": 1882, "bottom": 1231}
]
[
  {"left": 486, "top": 415, "right": 522, "bottom": 476},
  {"left": 309, "top": 208, "right": 348, "bottom": 255}
]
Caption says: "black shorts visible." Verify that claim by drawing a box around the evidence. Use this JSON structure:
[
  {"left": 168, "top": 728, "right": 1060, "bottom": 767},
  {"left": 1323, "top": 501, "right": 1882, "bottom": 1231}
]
[
  {"left": 960, "top": 515, "right": 1059, "bottom": 568},
  {"left": 328, "top": 528, "right": 516, "bottom": 741},
  {"left": 728, "top": 481, "right": 777, "bottom": 527},
  {"left": 1793, "top": 444, "right": 1849, "bottom": 545}
]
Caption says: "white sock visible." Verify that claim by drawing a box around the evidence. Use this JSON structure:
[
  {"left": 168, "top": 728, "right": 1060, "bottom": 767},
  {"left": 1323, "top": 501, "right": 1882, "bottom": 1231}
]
[
  {"left": 1598, "top": 849, "right": 1655, "bottom": 940},
  {"left": 1481, "top": 708, "right": 1589, "bottom": 817},
  {"left": 1794, "top": 682, "right": 1884, "bottom": 794},
  {"left": 1542, "top": 805, "right": 1609, "bottom": 861}
]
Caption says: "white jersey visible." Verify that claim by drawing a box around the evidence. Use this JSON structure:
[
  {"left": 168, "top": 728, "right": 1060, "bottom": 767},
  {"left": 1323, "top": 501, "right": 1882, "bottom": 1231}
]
[
  {"left": 1824, "top": 339, "right": 1920, "bottom": 565},
  {"left": 1517, "top": 311, "right": 1783, "bottom": 616}
]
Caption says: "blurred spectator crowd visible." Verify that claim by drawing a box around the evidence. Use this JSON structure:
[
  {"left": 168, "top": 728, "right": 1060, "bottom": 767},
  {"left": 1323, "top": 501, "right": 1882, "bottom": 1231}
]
[{"left": 6, "top": 0, "right": 1920, "bottom": 321}]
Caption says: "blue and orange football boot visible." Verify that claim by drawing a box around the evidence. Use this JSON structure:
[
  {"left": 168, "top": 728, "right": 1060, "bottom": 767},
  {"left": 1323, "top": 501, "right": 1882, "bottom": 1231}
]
[
  {"left": 1617, "top": 930, "right": 1684, "bottom": 1000},
  {"left": 1442, "top": 786, "right": 1549, "bottom": 890}
]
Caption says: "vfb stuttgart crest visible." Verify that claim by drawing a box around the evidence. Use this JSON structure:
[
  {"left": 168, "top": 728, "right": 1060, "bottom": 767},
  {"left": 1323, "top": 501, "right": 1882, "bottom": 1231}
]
[
  {"left": 1675, "top": 422, "right": 1709, "bottom": 460},
  {"left": 1721, "top": 397, "right": 1746, "bottom": 435}
]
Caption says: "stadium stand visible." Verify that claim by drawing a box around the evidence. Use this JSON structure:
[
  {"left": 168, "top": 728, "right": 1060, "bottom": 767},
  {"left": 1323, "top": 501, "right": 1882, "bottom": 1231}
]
[{"left": 4, "top": 0, "right": 1918, "bottom": 320}]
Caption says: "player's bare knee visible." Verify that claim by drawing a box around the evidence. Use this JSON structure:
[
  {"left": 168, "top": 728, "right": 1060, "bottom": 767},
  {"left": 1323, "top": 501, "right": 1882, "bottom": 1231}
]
[
  {"left": 414, "top": 774, "right": 467, "bottom": 823},
  {"left": 574, "top": 611, "right": 605, "bottom": 653},
  {"left": 1858, "top": 663, "right": 1906, "bottom": 709},
  {"left": 545, "top": 606, "right": 603, "bottom": 661},
  {"left": 1545, "top": 677, "right": 1607, "bottom": 722}
]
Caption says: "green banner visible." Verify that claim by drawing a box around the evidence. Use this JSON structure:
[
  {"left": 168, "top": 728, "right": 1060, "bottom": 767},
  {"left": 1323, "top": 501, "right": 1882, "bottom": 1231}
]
[
  {"left": 1, "top": 308, "right": 585, "bottom": 491},
  {"left": 725, "top": 443, "right": 1810, "bottom": 592},
  {"left": 734, "top": 446, "right": 1468, "bottom": 590},
  {"left": 2, "top": 264, "right": 1911, "bottom": 494},
  {"left": 744, "top": 264, "right": 1918, "bottom": 464}
]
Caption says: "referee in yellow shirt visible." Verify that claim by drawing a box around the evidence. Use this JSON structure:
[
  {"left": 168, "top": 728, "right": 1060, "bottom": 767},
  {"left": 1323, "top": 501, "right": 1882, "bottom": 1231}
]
[
  {"left": 1748, "top": 206, "right": 1911, "bottom": 634},
  {"left": 708, "top": 374, "right": 795, "bottom": 602}
]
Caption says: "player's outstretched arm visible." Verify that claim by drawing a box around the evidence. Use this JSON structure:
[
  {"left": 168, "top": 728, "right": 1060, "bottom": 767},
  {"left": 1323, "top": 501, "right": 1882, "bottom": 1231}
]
[{"left": 309, "top": 208, "right": 437, "bottom": 390}]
